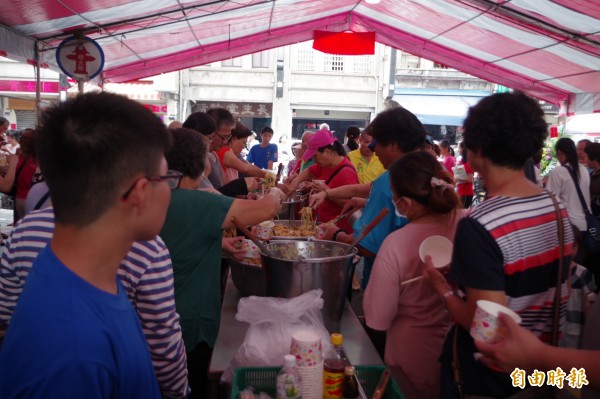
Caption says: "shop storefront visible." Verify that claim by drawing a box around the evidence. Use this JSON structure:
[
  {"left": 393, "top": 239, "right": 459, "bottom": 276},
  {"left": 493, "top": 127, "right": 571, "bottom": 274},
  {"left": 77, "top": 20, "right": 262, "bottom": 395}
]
[{"left": 291, "top": 108, "right": 370, "bottom": 142}]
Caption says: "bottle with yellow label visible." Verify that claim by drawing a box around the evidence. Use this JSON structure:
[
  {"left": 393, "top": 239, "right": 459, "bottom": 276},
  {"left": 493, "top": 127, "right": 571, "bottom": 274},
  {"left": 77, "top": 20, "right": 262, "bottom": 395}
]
[{"left": 323, "top": 333, "right": 345, "bottom": 399}]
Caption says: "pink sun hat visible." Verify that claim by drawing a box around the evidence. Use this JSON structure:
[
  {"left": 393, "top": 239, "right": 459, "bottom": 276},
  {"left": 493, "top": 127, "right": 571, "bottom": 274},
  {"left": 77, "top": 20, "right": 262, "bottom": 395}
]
[{"left": 302, "top": 129, "right": 337, "bottom": 160}]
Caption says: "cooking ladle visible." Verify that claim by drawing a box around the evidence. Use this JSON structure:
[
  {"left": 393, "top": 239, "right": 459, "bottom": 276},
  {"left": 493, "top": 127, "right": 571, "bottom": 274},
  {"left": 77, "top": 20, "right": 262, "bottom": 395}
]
[
  {"left": 344, "top": 208, "right": 390, "bottom": 255},
  {"left": 230, "top": 216, "right": 275, "bottom": 258}
]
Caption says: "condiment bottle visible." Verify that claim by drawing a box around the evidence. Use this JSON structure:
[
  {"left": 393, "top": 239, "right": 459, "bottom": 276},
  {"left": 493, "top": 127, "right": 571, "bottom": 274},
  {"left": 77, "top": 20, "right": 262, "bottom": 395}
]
[
  {"left": 276, "top": 354, "right": 302, "bottom": 399},
  {"left": 323, "top": 333, "right": 345, "bottom": 399},
  {"left": 341, "top": 366, "right": 359, "bottom": 399}
]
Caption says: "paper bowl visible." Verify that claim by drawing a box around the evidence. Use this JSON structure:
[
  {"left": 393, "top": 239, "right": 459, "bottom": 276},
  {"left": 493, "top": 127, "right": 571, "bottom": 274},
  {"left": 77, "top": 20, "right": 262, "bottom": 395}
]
[
  {"left": 419, "top": 235, "right": 453, "bottom": 269},
  {"left": 255, "top": 221, "right": 275, "bottom": 240},
  {"left": 470, "top": 300, "right": 522, "bottom": 344},
  {"left": 241, "top": 239, "right": 260, "bottom": 259}
]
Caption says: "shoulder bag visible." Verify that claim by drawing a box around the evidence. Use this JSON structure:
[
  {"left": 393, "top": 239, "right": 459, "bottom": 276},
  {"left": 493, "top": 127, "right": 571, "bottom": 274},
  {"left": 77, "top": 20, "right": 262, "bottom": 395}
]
[{"left": 564, "top": 165, "right": 600, "bottom": 254}]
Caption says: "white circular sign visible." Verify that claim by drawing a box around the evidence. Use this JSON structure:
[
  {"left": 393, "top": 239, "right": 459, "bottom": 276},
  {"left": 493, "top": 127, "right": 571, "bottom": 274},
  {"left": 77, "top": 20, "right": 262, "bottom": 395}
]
[{"left": 56, "top": 36, "right": 104, "bottom": 80}]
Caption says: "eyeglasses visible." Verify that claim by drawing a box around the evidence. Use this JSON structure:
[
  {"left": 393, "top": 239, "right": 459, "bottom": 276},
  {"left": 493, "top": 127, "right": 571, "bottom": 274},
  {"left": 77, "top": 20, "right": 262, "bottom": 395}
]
[
  {"left": 122, "top": 170, "right": 183, "bottom": 199},
  {"left": 215, "top": 131, "right": 232, "bottom": 142}
]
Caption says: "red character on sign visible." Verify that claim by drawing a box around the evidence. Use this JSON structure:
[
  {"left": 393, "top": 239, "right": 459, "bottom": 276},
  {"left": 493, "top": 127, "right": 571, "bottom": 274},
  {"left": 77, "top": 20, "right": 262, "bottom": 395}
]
[{"left": 66, "top": 45, "right": 95, "bottom": 75}]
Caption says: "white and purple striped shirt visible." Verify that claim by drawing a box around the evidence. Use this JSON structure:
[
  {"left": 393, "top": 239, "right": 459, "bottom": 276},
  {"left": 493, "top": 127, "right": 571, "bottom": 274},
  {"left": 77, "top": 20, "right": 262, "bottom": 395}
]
[{"left": 0, "top": 208, "right": 190, "bottom": 399}]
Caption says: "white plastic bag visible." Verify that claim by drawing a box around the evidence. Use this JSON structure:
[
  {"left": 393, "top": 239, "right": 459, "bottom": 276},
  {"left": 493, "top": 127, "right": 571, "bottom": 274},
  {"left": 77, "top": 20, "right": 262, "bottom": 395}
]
[{"left": 221, "top": 289, "right": 332, "bottom": 383}]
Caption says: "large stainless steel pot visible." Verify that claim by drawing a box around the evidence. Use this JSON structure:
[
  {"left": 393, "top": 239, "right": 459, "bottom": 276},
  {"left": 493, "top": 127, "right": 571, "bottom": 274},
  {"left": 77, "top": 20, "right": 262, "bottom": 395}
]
[
  {"left": 261, "top": 239, "right": 357, "bottom": 332},
  {"left": 228, "top": 258, "right": 266, "bottom": 297}
]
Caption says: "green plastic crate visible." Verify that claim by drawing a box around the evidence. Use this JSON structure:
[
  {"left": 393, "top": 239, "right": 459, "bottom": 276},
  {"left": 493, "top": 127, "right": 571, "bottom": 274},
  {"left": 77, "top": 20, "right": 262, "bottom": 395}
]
[{"left": 231, "top": 365, "right": 404, "bottom": 399}]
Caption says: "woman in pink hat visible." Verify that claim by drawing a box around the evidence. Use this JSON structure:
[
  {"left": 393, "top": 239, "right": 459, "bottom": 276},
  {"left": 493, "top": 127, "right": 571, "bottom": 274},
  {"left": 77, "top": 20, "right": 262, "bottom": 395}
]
[{"left": 283, "top": 129, "right": 358, "bottom": 232}]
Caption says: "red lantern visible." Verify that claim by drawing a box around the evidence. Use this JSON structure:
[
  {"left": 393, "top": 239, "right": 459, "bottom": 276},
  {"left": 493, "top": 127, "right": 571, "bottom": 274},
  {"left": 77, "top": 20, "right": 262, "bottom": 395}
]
[
  {"left": 550, "top": 125, "right": 558, "bottom": 138},
  {"left": 313, "top": 31, "right": 375, "bottom": 55}
]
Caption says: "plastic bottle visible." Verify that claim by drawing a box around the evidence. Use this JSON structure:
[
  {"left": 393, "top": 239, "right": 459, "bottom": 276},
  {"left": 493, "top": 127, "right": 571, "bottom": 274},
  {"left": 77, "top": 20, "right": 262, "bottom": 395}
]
[
  {"left": 276, "top": 354, "right": 302, "bottom": 399},
  {"left": 323, "top": 333, "right": 345, "bottom": 399},
  {"left": 341, "top": 366, "right": 359, "bottom": 399}
]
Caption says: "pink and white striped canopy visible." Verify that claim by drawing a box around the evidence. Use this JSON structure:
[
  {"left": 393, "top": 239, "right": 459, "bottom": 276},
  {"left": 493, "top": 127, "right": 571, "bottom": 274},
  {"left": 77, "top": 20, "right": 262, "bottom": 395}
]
[{"left": 0, "top": 0, "right": 598, "bottom": 110}]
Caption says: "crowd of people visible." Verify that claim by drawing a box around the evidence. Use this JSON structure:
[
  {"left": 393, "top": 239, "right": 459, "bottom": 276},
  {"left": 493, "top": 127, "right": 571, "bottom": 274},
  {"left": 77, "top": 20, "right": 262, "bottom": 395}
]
[{"left": 0, "top": 90, "right": 599, "bottom": 399}]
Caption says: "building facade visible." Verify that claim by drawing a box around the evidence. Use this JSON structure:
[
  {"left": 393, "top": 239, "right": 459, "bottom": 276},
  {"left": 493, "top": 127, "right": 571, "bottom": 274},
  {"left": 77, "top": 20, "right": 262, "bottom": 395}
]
[
  {"left": 1, "top": 43, "right": 501, "bottom": 147},
  {"left": 184, "top": 41, "right": 392, "bottom": 144}
]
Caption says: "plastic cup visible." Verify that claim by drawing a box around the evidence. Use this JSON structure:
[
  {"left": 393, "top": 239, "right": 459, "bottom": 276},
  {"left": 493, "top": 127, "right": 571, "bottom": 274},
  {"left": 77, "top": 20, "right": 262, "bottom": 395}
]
[
  {"left": 419, "top": 235, "right": 453, "bottom": 269},
  {"left": 470, "top": 300, "right": 522, "bottom": 344},
  {"left": 255, "top": 221, "right": 274, "bottom": 240},
  {"left": 290, "top": 330, "right": 322, "bottom": 367}
]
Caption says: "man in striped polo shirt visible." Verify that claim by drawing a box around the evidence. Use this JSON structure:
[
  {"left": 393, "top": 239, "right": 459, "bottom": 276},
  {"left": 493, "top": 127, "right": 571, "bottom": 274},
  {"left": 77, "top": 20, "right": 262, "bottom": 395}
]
[{"left": 425, "top": 92, "right": 573, "bottom": 398}]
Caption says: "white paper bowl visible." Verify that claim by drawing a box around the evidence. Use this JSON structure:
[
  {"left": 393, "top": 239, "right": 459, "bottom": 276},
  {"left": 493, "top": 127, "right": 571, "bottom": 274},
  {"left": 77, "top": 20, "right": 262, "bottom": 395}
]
[
  {"left": 470, "top": 300, "right": 522, "bottom": 343},
  {"left": 419, "top": 235, "right": 453, "bottom": 269},
  {"left": 241, "top": 239, "right": 260, "bottom": 259}
]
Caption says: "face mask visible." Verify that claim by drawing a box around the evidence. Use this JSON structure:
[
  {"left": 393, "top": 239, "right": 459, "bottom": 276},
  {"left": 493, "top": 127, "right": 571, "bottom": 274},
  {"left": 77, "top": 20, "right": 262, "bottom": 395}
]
[{"left": 393, "top": 199, "right": 407, "bottom": 219}]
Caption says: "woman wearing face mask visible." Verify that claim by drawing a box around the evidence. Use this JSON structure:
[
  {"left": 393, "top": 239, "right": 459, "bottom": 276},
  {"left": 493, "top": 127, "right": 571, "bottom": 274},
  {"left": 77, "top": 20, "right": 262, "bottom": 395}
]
[{"left": 363, "top": 151, "right": 464, "bottom": 399}]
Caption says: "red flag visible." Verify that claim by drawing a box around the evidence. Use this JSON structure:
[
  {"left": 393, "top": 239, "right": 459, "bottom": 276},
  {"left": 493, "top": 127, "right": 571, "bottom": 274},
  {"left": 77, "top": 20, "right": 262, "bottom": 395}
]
[{"left": 313, "top": 31, "right": 375, "bottom": 55}]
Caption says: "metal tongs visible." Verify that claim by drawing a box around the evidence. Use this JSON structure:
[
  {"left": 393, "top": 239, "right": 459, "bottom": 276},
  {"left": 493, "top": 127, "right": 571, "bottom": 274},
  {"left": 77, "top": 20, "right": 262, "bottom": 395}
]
[{"left": 330, "top": 209, "right": 353, "bottom": 225}]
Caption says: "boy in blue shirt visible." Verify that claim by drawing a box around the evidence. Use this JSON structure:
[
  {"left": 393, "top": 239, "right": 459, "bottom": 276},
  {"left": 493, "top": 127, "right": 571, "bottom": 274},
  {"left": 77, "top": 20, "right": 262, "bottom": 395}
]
[
  {"left": 247, "top": 126, "right": 278, "bottom": 170},
  {"left": 0, "top": 92, "right": 174, "bottom": 399}
]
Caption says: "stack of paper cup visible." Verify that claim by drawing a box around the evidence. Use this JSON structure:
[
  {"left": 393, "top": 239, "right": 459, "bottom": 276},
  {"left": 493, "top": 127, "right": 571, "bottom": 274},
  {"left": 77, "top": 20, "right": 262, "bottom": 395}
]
[{"left": 290, "top": 330, "right": 323, "bottom": 399}]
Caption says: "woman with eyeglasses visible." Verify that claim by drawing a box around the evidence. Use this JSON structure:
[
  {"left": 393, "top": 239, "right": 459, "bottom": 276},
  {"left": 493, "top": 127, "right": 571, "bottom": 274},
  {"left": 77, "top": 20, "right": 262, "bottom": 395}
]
[
  {"left": 159, "top": 128, "right": 285, "bottom": 399},
  {"left": 363, "top": 151, "right": 464, "bottom": 399}
]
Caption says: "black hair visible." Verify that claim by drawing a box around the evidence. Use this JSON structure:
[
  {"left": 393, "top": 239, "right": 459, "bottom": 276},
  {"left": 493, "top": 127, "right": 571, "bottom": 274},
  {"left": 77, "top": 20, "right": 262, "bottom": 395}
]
[
  {"left": 183, "top": 112, "right": 217, "bottom": 136},
  {"left": 368, "top": 107, "right": 427, "bottom": 153},
  {"left": 439, "top": 140, "right": 455, "bottom": 157},
  {"left": 233, "top": 122, "right": 254, "bottom": 139},
  {"left": 458, "top": 141, "right": 467, "bottom": 163},
  {"left": 390, "top": 151, "right": 459, "bottom": 213},
  {"left": 261, "top": 126, "right": 274, "bottom": 135},
  {"left": 585, "top": 142, "right": 600, "bottom": 163},
  {"left": 18, "top": 128, "right": 36, "bottom": 161},
  {"left": 578, "top": 139, "right": 592, "bottom": 147},
  {"left": 556, "top": 137, "right": 580, "bottom": 183},
  {"left": 0, "top": 117, "right": 8, "bottom": 126},
  {"left": 37, "top": 92, "right": 171, "bottom": 225},
  {"left": 345, "top": 126, "right": 360, "bottom": 151},
  {"left": 317, "top": 140, "right": 346, "bottom": 157},
  {"left": 463, "top": 92, "right": 547, "bottom": 169},
  {"left": 166, "top": 128, "right": 207, "bottom": 179},
  {"left": 206, "top": 108, "right": 235, "bottom": 130}
]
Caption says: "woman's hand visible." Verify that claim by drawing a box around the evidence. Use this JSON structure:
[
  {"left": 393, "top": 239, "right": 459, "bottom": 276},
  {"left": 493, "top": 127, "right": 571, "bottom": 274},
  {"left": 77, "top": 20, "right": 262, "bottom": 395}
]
[
  {"left": 422, "top": 255, "right": 452, "bottom": 296},
  {"left": 245, "top": 177, "right": 259, "bottom": 192},
  {"left": 283, "top": 173, "right": 297, "bottom": 185},
  {"left": 311, "top": 180, "right": 329, "bottom": 193},
  {"left": 321, "top": 223, "right": 340, "bottom": 241},
  {"left": 341, "top": 197, "right": 367, "bottom": 215},
  {"left": 222, "top": 237, "right": 245, "bottom": 260},
  {"left": 474, "top": 312, "right": 543, "bottom": 373},
  {"left": 279, "top": 184, "right": 294, "bottom": 196},
  {"left": 309, "top": 191, "right": 327, "bottom": 208}
]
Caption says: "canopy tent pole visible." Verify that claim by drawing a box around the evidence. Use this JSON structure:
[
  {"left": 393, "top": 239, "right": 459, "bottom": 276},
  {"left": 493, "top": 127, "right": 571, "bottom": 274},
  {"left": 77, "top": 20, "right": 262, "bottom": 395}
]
[{"left": 34, "top": 41, "right": 41, "bottom": 125}]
